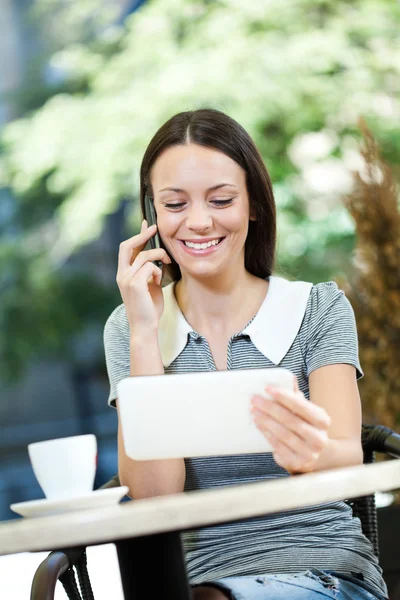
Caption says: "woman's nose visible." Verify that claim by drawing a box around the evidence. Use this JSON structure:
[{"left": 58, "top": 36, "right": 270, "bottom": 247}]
[{"left": 185, "top": 206, "right": 213, "bottom": 232}]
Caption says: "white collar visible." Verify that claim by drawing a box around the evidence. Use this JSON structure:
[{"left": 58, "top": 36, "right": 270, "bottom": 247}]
[{"left": 158, "top": 276, "right": 313, "bottom": 367}]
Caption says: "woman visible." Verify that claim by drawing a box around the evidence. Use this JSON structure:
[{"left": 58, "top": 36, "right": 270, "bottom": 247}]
[{"left": 104, "top": 108, "right": 388, "bottom": 600}]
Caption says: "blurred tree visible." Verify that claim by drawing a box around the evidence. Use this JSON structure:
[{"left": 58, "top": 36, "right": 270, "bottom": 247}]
[
  {"left": 0, "top": 0, "right": 400, "bottom": 380},
  {"left": 338, "top": 120, "right": 400, "bottom": 428},
  {"left": 0, "top": 0, "right": 131, "bottom": 381}
]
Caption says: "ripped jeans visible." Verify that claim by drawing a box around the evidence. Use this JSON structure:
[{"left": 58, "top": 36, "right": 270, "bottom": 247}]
[{"left": 195, "top": 569, "right": 388, "bottom": 600}]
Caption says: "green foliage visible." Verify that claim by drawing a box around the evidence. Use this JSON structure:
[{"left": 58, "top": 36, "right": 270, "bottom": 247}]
[
  {"left": 0, "top": 237, "right": 119, "bottom": 381},
  {"left": 1, "top": 0, "right": 399, "bottom": 379}
]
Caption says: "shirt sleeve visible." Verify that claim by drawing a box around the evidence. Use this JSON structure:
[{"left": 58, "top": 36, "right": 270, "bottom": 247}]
[
  {"left": 103, "top": 304, "right": 131, "bottom": 408},
  {"left": 303, "top": 281, "right": 363, "bottom": 380}
]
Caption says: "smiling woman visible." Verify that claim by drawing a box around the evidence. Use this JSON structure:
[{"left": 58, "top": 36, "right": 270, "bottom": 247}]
[
  {"left": 139, "top": 109, "right": 276, "bottom": 284},
  {"left": 103, "top": 108, "right": 389, "bottom": 600},
  {"left": 150, "top": 143, "right": 255, "bottom": 285}
]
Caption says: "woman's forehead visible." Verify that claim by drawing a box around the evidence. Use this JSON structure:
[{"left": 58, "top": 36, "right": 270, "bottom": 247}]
[{"left": 152, "top": 144, "right": 245, "bottom": 191}]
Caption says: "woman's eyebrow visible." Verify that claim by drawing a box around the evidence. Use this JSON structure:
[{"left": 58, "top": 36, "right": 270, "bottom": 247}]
[{"left": 158, "top": 183, "right": 238, "bottom": 193}]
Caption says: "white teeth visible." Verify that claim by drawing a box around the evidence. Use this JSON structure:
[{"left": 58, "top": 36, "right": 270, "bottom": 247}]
[{"left": 184, "top": 238, "right": 221, "bottom": 249}]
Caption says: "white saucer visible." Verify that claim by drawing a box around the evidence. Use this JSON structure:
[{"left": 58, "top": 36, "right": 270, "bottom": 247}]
[{"left": 10, "top": 486, "right": 129, "bottom": 518}]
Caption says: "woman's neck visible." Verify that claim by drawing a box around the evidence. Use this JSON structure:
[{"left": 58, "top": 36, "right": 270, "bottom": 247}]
[{"left": 174, "top": 269, "right": 269, "bottom": 337}]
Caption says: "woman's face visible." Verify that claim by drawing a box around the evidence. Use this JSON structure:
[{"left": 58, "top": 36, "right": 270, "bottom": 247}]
[{"left": 151, "top": 143, "right": 253, "bottom": 279}]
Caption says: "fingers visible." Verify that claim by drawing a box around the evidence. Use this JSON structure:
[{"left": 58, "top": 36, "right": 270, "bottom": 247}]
[
  {"left": 263, "top": 430, "right": 316, "bottom": 474},
  {"left": 117, "top": 219, "right": 171, "bottom": 295},
  {"left": 123, "top": 260, "right": 163, "bottom": 289},
  {"left": 118, "top": 222, "right": 158, "bottom": 270},
  {"left": 251, "top": 385, "right": 331, "bottom": 473},
  {"left": 252, "top": 402, "right": 328, "bottom": 453},
  {"left": 118, "top": 253, "right": 166, "bottom": 289},
  {"left": 262, "top": 386, "right": 331, "bottom": 430},
  {"left": 127, "top": 248, "right": 171, "bottom": 278},
  {"left": 252, "top": 407, "right": 324, "bottom": 458}
]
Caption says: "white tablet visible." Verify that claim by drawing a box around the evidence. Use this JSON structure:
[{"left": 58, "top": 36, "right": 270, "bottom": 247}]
[{"left": 117, "top": 368, "right": 294, "bottom": 460}]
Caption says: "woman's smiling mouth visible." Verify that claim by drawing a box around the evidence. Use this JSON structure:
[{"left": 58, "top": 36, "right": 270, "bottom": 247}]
[{"left": 178, "top": 237, "right": 226, "bottom": 255}]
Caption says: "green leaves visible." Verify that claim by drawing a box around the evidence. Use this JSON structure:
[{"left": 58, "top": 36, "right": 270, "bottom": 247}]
[{"left": 1, "top": 0, "right": 399, "bottom": 378}]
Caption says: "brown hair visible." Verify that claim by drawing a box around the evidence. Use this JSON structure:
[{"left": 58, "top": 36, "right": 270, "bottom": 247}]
[{"left": 139, "top": 108, "right": 276, "bottom": 281}]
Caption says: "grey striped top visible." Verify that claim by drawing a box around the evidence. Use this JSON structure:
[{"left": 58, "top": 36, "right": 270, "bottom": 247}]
[{"left": 103, "top": 275, "right": 387, "bottom": 598}]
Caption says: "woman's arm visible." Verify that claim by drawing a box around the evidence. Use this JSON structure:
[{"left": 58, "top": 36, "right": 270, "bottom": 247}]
[
  {"left": 117, "top": 329, "right": 186, "bottom": 498},
  {"left": 251, "top": 364, "right": 363, "bottom": 474},
  {"left": 307, "top": 363, "right": 363, "bottom": 471},
  {"left": 113, "top": 221, "right": 185, "bottom": 498}
]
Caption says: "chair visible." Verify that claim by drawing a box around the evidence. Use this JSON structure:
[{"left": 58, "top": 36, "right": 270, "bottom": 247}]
[{"left": 30, "top": 424, "right": 400, "bottom": 600}]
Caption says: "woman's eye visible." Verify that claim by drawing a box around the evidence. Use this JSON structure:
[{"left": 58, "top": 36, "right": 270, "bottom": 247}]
[
  {"left": 164, "top": 202, "right": 185, "bottom": 209},
  {"left": 163, "top": 198, "right": 234, "bottom": 209},
  {"left": 212, "top": 198, "right": 234, "bottom": 206}
]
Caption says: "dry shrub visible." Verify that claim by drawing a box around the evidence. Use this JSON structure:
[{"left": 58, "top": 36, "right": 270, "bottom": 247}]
[{"left": 337, "top": 119, "right": 400, "bottom": 428}]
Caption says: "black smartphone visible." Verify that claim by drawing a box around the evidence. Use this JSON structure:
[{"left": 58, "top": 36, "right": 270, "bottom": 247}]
[{"left": 143, "top": 195, "right": 163, "bottom": 270}]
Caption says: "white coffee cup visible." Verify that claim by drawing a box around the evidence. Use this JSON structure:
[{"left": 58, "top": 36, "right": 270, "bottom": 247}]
[{"left": 28, "top": 434, "right": 97, "bottom": 500}]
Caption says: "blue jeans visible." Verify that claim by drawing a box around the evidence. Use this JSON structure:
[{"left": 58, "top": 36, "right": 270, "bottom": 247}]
[{"left": 195, "top": 569, "right": 388, "bottom": 600}]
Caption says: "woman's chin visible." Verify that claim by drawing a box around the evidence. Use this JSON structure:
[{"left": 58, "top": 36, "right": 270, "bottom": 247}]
[{"left": 179, "top": 261, "right": 226, "bottom": 279}]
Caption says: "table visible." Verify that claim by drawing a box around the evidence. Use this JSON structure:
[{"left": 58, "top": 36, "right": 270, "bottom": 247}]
[{"left": 1, "top": 459, "right": 400, "bottom": 599}]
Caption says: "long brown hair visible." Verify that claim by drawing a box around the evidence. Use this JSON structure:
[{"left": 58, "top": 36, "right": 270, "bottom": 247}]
[{"left": 139, "top": 108, "right": 276, "bottom": 281}]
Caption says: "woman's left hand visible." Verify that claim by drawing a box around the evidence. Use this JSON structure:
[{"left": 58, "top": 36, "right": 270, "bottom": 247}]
[{"left": 251, "top": 378, "right": 331, "bottom": 474}]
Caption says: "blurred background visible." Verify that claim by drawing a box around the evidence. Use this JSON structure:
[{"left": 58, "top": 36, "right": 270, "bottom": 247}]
[{"left": 0, "top": 0, "right": 399, "bottom": 590}]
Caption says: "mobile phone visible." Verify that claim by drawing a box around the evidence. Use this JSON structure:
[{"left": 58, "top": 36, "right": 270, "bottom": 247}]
[{"left": 143, "top": 195, "right": 163, "bottom": 271}]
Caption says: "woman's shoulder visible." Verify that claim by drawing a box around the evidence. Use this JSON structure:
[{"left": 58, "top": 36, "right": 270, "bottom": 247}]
[
  {"left": 270, "top": 276, "right": 345, "bottom": 316},
  {"left": 306, "top": 280, "right": 351, "bottom": 317},
  {"left": 307, "top": 280, "right": 344, "bottom": 310},
  {"left": 271, "top": 276, "right": 354, "bottom": 334},
  {"left": 300, "top": 279, "right": 356, "bottom": 338}
]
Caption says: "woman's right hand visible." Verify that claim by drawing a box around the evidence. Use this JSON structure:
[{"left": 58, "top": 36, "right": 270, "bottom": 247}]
[{"left": 116, "top": 220, "right": 171, "bottom": 332}]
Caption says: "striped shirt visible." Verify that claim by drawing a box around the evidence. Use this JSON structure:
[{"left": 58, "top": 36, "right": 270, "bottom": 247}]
[{"left": 103, "top": 275, "right": 387, "bottom": 598}]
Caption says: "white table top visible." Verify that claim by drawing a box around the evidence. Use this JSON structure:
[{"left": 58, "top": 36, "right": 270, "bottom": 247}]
[{"left": 1, "top": 459, "right": 399, "bottom": 556}]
